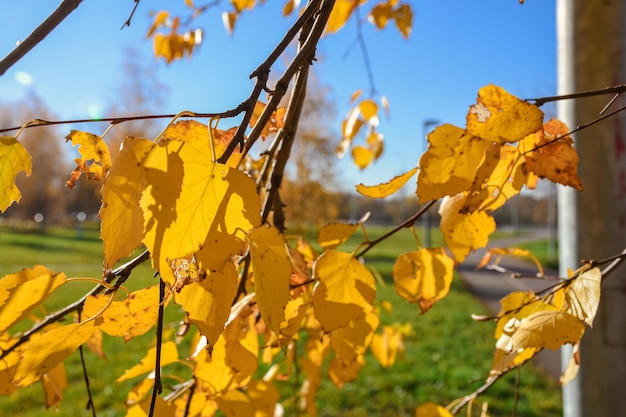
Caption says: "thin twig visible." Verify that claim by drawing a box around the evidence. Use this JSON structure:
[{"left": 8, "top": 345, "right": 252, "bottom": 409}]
[
  {"left": 523, "top": 103, "right": 626, "bottom": 154},
  {"left": 354, "top": 6, "right": 377, "bottom": 97},
  {"left": 355, "top": 200, "right": 436, "bottom": 258},
  {"left": 78, "top": 308, "right": 97, "bottom": 417},
  {"left": 121, "top": 0, "right": 141, "bottom": 29},
  {"left": 527, "top": 84, "right": 626, "bottom": 106},
  {"left": 0, "top": 250, "right": 150, "bottom": 361},
  {"left": 0, "top": 0, "right": 83, "bottom": 76},
  {"left": 241, "top": 0, "right": 336, "bottom": 159},
  {"left": 148, "top": 278, "right": 166, "bottom": 417},
  {"left": 512, "top": 367, "right": 520, "bottom": 417}
]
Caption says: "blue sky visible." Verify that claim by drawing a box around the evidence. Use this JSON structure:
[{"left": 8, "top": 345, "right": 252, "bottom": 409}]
[{"left": 1, "top": 0, "right": 556, "bottom": 189}]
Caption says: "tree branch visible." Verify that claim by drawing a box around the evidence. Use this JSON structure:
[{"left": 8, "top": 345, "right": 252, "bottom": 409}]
[
  {"left": 527, "top": 84, "right": 626, "bottom": 107},
  {"left": 121, "top": 0, "right": 141, "bottom": 29},
  {"left": 0, "top": 0, "right": 83, "bottom": 76},
  {"left": 148, "top": 278, "right": 166, "bottom": 417}
]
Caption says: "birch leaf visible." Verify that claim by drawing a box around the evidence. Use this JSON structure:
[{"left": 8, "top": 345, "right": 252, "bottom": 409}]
[
  {"left": 0, "top": 136, "right": 32, "bottom": 212},
  {"left": 248, "top": 225, "right": 291, "bottom": 336}
]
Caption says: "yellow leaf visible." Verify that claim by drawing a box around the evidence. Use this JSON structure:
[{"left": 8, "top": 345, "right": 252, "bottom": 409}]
[
  {"left": 417, "top": 125, "right": 490, "bottom": 203},
  {"left": 368, "top": 2, "right": 393, "bottom": 29},
  {"left": 461, "top": 143, "right": 527, "bottom": 213},
  {"left": 392, "top": 248, "right": 455, "bottom": 313},
  {"left": 318, "top": 222, "right": 360, "bottom": 250},
  {"left": 100, "top": 136, "right": 152, "bottom": 270},
  {"left": 248, "top": 225, "right": 291, "bottom": 336},
  {"left": 563, "top": 267, "right": 601, "bottom": 326},
  {"left": 282, "top": 0, "right": 300, "bottom": 16},
  {"left": 370, "top": 325, "right": 404, "bottom": 368},
  {"left": 146, "top": 10, "right": 169, "bottom": 38},
  {"left": 222, "top": 11, "right": 238, "bottom": 36},
  {"left": 85, "top": 329, "right": 107, "bottom": 359},
  {"left": 279, "top": 297, "right": 308, "bottom": 340},
  {"left": 312, "top": 250, "right": 376, "bottom": 332},
  {"left": 174, "top": 262, "right": 238, "bottom": 349},
  {"left": 466, "top": 85, "right": 543, "bottom": 143},
  {"left": 117, "top": 341, "right": 179, "bottom": 383},
  {"left": 522, "top": 119, "right": 583, "bottom": 190},
  {"left": 13, "top": 320, "right": 98, "bottom": 386},
  {"left": 232, "top": 0, "right": 256, "bottom": 12},
  {"left": 326, "top": 0, "right": 360, "bottom": 34},
  {"left": 560, "top": 341, "right": 580, "bottom": 386},
  {"left": 249, "top": 101, "right": 286, "bottom": 139},
  {"left": 0, "top": 136, "right": 31, "bottom": 212},
  {"left": 327, "top": 355, "right": 364, "bottom": 387},
  {"left": 438, "top": 194, "right": 496, "bottom": 263},
  {"left": 476, "top": 247, "right": 544, "bottom": 277},
  {"left": 415, "top": 403, "right": 454, "bottom": 417},
  {"left": 247, "top": 380, "right": 280, "bottom": 417},
  {"left": 216, "top": 389, "right": 255, "bottom": 417},
  {"left": 0, "top": 266, "right": 66, "bottom": 333},
  {"left": 512, "top": 310, "right": 585, "bottom": 351},
  {"left": 494, "top": 291, "right": 547, "bottom": 339},
  {"left": 366, "top": 130, "right": 384, "bottom": 159},
  {"left": 351, "top": 145, "right": 374, "bottom": 169},
  {"left": 0, "top": 335, "right": 19, "bottom": 395},
  {"left": 330, "top": 310, "right": 379, "bottom": 363},
  {"left": 42, "top": 363, "right": 67, "bottom": 409},
  {"left": 65, "top": 130, "right": 112, "bottom": 188},
  {"left": 349, "top": 89, "right": 363, "bottom": 103},
  {"left": 140, "top": 133, "right": 261, "bottom": 286},
  {"left": 359, "top": 99, "right": 379, "bottom": 125},
  {"left": 356, "top": 166, "right": 418, "bottom": 198},
  {"left": 83, "top": 285, "right": 161, "bottom": 342},
  {"left": 393, "top": 3, "right": 413, "bottom": 38}
]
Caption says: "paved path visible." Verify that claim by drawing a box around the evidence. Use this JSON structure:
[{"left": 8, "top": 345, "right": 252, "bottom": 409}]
[{"left": 458, "top": 227, "right": 562, "bottom": 379}]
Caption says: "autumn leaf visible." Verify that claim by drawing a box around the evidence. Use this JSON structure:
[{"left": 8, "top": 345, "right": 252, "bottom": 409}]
[
  {"left": 249, "top": 101, "right": 286, "bottom": 139},
  {"left": 232, "top": 0, "right": 256, "bottom": 13},
  {"left": 117, "top": 341, "right": 179, "bottom": 382},
  {"left": 392, "top": 248, "right": 455, "bottom": 313},
  {"left": 65, "top": 130, "right": 112, "bottom": 188},
  {"left": 312, "top": 250, "right": 376, "bottom": 332},
  {"left": 216, "top": 390, "right": 255, "bottom": 417},
  {"left": 392, "top": 3, "right": 413, "bottom": 38},
  {"left": 318, "top": 221, "right": 361, "bottom": 250},
  {"left": 326, "top": 0, "right": 360, "bottom": 34},
  {"left": 0, "top": 266, "right": 66, "bottom": 333},
  {"left": 283, "top": 0, "right": 300, "bottom": 16},
  {"left": 417, "top": 125, "right": 489, "bottom": 203},
  {"left": 41, "top": 363, "right": 67, "bottom": 409},
  {"left": 351, "top": 145, "right": 374, "bottom": 170},
  {"left": 0, "top": 136, "right": 32, "bottom": 212},
  {"left": 461, "top": 143, "right": 527, "bottom": 213},
  {"left": 330, "top": 310, "right": 379, "bottom": 364},
  {"left": 416, "top": 403, "right": 454, "bottom": 417},
  {"left": 248, "top": 225, "right": 291, "bottom": 336},
  {"left": 562, "top": 267, "right": 601, "bottom": 326},
  {"left": 476, "top": 247, "right": 544, "bottom": 277},
  {"left": 356, "top": 166, "right": 418, "bottom": 198},
  {"left": 370, "top": 325, "right": 406, "bottom": 368},
  {"left": 466, "top": 85, "right": 543, "bottom": 143},
  {"left": 140, "top": 133, "right": 261, "bottom": 286},
  {"left": 82, "top": 285, "right": 162, "bottom": 342},
  {"left": 521, "top": 118, "right": 583, "bottom": 190},
  {"left": 438, "top": 194, "right": 496, "bottom": 263},
  {"left": 328, "top": 355, "right": 364, "bottom": 387},
  {"left": 175, "top": 262, "right": 238, "bottom": 349},
  {"left": 511, "top": 310, "right": 585, "bottom": 351},
  {"left": 247, "top": 380, "right": 280, "bottom": 417},
  {"left": 13, "top": 320, "right": 99, "bottom": 386},
  {"left": 100, "top": 136, "right": 152, "bottom": 271}
]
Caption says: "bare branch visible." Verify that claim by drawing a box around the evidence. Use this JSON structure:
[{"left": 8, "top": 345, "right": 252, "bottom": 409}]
[
  {"left": 0, "top": 0, "right": 84, "bottom": 76},
  {"left": 527, "top": 84, "right": 626, "bottom": 106},
  {"left": 121, "top": 0, "right": 141, "bottom": 29}
]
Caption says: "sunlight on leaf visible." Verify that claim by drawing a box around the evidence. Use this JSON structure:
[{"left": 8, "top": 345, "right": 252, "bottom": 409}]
[
  {"left": 326, "top": 0, "right": 360, "bottom": 34},
  {"left": 83, "top": 285, "right": 162, "bottom": 342},
  {"left": 330, "top": 309, "right": 379, "bottom": 363},
  {"left": 563, "top": 267, "right": 601, "bottom": 326},
  {"left": 248, "top": 225, "right": 291, "bottom": 336},
  {"left": 318, "top": 222, "right": 360, "bottom": 250},
  {"left": 312, "top": 250, "right": 376, "bottom": 332},
  {"left": 392, "top": 248, "right": 455, "bottom": 313},
  {"left": 466, "top": 85, "right": 543, "bottom": 143},
  {"left": 356, "top": 166, "right": 418, "bottom": 198},
  {"left": 0, "top": 266, "right": 66, "bottom": 333},
  {"left": 417, "top": 125, "right": 489, "bottom": 203},
  {"left": 65, "top": 130, "right": 112, "bottom": 188},
  {"left": 439, "top": 194, "right": 496, "bottom": 263},
  {"left": 100, "top": 136, "right": 151, "bottom": 270},
  {"left": 0, "top": 136, "right": 31, "bottom": 212},
  {"left": 521, "top": 118, "right": 583, "bottom": 190},
  {"left": 13, "top": 320, "right": 99, "bottom": 386}
]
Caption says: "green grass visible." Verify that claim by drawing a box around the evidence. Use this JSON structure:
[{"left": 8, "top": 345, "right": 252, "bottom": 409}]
[
  {"left": 0, "top": 225, "right": 562, "bottom": 416},
  {"left": 516, "top": 239, "right": 559, "bottom": 270}
]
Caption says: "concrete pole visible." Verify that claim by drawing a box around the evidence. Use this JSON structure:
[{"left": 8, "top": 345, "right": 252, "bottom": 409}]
[{"left": 557, "top": 1, "right": 626, "bottom": 416}]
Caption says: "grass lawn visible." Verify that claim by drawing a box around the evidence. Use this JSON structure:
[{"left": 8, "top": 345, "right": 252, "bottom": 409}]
[{"left": 0, "top": 224, "right": 562, "bottom": 416}]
